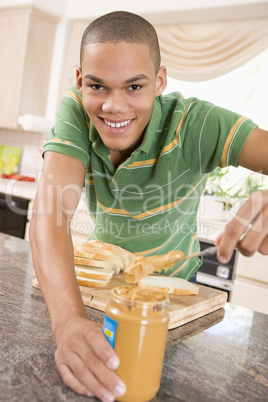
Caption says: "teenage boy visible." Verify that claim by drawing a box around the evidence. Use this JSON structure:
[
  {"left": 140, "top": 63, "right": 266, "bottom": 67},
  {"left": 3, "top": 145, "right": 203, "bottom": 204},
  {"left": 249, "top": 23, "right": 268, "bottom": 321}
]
[{"left": 30, "top": 11, "right": 268, "bottom": 402}]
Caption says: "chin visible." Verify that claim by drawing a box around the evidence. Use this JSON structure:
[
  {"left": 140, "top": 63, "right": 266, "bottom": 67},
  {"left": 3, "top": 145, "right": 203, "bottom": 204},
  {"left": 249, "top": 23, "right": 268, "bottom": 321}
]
[{"left": 101, "top": 135, "right": 130, "bottom": 151}]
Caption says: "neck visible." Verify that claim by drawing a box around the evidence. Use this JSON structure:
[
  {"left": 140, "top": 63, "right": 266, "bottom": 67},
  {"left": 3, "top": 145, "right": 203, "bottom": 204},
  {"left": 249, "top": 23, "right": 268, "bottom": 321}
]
[{"left": 110, "top": 150, "right": 129, "bottom": 167}]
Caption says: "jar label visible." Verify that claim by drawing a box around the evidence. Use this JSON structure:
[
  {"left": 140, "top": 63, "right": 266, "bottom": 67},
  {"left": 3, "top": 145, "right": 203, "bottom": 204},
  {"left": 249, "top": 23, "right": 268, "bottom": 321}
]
[{"left": 103, "top": 314, "right": 118, "bottom": 348}]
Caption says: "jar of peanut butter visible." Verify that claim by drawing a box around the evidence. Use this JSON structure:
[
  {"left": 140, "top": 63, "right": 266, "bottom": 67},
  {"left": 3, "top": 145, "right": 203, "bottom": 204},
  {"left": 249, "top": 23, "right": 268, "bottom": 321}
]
[{"left": 103, "top": 285, "right": 170, "bottom": 402}]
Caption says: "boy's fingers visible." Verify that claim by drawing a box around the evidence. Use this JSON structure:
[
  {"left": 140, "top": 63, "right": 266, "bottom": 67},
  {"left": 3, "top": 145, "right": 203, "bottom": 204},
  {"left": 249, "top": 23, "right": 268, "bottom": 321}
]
[
  {"left": 54, "top": 319, "right": 126, "bottom": 401},
  {"left": 237, "top": 210, "right": 268, "bottom": 256},
  {"left": 84, "top": 326, "right": 119, "bottom": 369},
  {"left": 56, "top": 345, "right": 121, "bottom": 402},
  {"left": 216, "top": 191, "right": 268, "bottom": 262},
  {"left": 73, "top": 330, "right": 125, "bottom": 397},
  {"left": 216, "top": 217, "right": 249, "bottom": 263},
  {"left": 55, "top": 359, "right": 89, "bottom": 397}
]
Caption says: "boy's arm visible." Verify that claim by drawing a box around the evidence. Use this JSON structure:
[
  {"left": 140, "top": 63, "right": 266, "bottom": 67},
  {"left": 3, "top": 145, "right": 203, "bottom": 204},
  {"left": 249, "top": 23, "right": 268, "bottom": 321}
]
[
  {"left": 216, "top": 127, "right": 268, "bottom": 262},
  {"left": 30, "top": 151, "right": 125, "bottom": 401}
]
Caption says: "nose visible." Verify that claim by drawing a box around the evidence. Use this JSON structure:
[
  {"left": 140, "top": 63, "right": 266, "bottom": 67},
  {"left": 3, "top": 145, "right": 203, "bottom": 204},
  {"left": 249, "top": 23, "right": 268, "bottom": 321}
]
[{"left": 101, "top": 90, "right": 129, "bottom": 114}]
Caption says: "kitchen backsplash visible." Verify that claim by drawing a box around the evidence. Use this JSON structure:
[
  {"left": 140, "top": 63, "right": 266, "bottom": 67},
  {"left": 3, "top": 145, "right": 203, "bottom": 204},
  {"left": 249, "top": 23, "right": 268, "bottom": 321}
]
[
  {"left": 0, "top": 128, "right": 47, "bottom": 147},
  {"left": 0, "top": 128, "right": 47, "bottom": 174}
]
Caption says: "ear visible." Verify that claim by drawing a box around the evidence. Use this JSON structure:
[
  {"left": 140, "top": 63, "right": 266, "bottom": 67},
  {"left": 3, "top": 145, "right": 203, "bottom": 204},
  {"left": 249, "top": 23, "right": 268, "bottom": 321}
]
[
  {"left": 155, "top": 65, "right": 167, "bottom": 97},
  {"left": 76, "top": 67, "right": 83, "bottom": 94}
]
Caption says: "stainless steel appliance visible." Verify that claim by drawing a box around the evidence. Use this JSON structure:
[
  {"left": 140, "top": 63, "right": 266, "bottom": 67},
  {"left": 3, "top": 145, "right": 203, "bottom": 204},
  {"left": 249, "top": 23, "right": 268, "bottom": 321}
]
[
  {"left": 197, "top": 239, "right": 238, "bottom": 300},
  {"left": 0, "top": 193, "right": 29, "bottom": 238}
]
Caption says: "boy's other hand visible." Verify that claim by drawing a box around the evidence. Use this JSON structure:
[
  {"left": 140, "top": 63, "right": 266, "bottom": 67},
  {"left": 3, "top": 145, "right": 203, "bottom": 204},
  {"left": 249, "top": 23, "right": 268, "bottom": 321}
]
[
  {"left": 215, "top": 190, "right": 268, "bottom": 263},
  {"left": 54, "top": 317, "right": 126, "bottom": 401}
]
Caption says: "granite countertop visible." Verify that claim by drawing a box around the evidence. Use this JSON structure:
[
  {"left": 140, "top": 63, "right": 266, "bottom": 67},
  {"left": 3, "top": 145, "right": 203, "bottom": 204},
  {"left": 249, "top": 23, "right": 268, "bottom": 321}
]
[{"left": 0, "top": 233, "right": 267, "bottom": 401}]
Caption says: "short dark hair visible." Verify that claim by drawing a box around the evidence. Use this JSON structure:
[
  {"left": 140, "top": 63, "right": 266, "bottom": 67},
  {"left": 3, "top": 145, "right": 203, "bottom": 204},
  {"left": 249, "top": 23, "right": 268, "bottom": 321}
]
[{"left": 80, "top": 11, "right": 161, "bottom": 72}]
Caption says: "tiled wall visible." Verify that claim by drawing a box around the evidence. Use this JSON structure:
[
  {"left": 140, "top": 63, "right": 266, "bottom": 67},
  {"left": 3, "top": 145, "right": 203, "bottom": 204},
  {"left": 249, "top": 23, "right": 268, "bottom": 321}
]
[
  {"left": 0, "top": 128, "right": 47, "bottom": 148},
  {"left": 0, "top": 128, "right": 48, "bottom": 174}
]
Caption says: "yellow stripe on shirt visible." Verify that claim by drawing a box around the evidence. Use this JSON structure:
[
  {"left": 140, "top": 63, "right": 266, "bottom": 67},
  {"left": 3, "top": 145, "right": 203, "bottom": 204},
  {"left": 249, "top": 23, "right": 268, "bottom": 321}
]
[
  {"left": 124, "top": 159, "right": 158, "bottom": 168},
  {"left": 85, "top": 178, "right": 94, "bottom": 185},
  {"left": 97, "top": 174, "right": 207, "bottom": 220},
  {"left": 221, "top": 116, "right": 247, "bottom": 168},
  {"left": 175, "top": 100, "right": 195, "bottom": 144},
  {"left": 160, "top": 138, "right": 178, "bottom": 156},
  {"left": 123, "top": 140, "right": 178, "bottom": 169},
  {"left": 46, "top": 137, "right": 76, "bottom": 145},
  {"left": 65, "top": 90, "right": 84, "bottom": 108},
  {"left": 134, "top": 221, "right": 183, "bottom": 256}
]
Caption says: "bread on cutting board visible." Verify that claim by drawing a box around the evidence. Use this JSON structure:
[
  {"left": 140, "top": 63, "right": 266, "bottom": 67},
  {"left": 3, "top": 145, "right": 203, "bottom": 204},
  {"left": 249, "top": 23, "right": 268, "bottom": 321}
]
[
  {"left": 73, "top": 240, "right": 136, "bottom": 274},
  {"left": 74, "top": 265, "right": 114, "bottom": 281},
  {"left": 74, "top": 254, "right": 118, "bottom": 272},
  {"left": 85, "top": 240, "right": 135, "bottom": 265},
  {"left": 71, "top": 240, "right": 137, "bottom": 288},
  {"left": 76, "top": 275, "right": 112, "bottom": 288},
  {"left": 139, "top": 275, "right": 199, "bottom": 295}
]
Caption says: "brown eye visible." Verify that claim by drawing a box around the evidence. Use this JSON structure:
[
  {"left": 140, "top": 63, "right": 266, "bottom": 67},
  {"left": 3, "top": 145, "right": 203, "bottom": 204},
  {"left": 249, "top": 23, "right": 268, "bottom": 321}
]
[
  {"left": 129, "top": 85, "right": 141, "bottom": 91},
  {"left": 90, "top": 85, "right": 104, "bottom": 90}
]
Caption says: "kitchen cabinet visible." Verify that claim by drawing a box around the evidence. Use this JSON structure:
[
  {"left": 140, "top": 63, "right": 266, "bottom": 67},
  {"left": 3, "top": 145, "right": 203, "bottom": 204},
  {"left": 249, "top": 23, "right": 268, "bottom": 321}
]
[
  {"left": 230, "top": 252, "right": 268, "bottom": 315},
  {"left": 0, "top": 6, "right": 58, "bottom": 128}
]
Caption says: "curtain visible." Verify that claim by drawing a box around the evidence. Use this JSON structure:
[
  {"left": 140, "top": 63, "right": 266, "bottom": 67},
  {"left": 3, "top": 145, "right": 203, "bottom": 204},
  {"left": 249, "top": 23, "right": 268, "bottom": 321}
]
[{"left": 156, "top": 19, "right": 268, "bottom": 82}]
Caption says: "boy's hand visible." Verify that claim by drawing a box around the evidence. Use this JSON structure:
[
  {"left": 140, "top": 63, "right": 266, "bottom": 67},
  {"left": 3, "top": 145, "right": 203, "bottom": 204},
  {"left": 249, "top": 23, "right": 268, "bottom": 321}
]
[
  {"left": 215, "top": 190, "right": 268, "bottom": 263},
  {"left": 54, "top": 317, "right": 126, "bottom": 401}
]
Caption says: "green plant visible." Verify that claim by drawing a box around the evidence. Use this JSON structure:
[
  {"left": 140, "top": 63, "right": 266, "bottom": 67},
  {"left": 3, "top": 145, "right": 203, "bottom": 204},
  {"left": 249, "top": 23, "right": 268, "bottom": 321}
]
[{"left": 205, "top": 167, "right": 268, "bottom": 210}]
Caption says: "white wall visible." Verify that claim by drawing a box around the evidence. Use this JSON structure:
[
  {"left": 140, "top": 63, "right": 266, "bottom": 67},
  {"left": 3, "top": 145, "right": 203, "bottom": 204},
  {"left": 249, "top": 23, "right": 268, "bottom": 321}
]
[
  {"left": 65, "top": 0, "right": 268, "bottom": 19},
  {"left": 1, "top": 0, "right": 268, "bottom": 19},
  {"left": 0, "top": 0, "right": 66, "bottom": 16}
]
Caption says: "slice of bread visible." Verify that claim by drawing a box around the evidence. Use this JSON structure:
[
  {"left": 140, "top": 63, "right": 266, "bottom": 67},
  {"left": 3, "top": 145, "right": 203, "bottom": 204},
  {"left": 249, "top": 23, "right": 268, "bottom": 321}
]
[
  {"left": 73, "top": 240, "right": 136, "bottom": 273},
  {"left": 74, "top": 265, "right": 113, "bottom": 281},
  {"left": 76, "top": 275, "right": 111, "bottom": 288},
  {"left": 84, "top": 240, "right": 135, "bottom": 266},
  {"left": 74, "top": 256, "right": 117, "bottom": 272},
  {"left": 139, "top": 275, "right": 199, "bottom": 295},
  {"left": 74, "top": 246, "right": 124, "bottom": 272}
]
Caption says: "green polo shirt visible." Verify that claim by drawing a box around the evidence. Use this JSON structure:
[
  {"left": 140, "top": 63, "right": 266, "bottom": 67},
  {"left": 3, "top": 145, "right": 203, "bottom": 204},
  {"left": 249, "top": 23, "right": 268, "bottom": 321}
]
[{"left": 43, "top": 87, "right": 257, "bottom": 279}]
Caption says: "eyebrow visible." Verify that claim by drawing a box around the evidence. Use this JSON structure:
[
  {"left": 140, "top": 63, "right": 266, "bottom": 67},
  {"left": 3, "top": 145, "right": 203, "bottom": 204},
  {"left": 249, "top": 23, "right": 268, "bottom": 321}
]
[
  {"left": 84, "top": 74, "right": 104, "bottom": 84},
  {"left": 124, "top": 74, "right": 149, "bottom": 84},
  {"left": 83, "top": 73, "right": 150, "bottom": 85}
]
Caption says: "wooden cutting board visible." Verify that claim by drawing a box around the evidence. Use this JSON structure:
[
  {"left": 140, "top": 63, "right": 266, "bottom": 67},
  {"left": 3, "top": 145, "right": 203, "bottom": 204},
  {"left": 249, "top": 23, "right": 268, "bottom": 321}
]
[{"left": 32, "top": 274, "right": 227, "bottom": 329}]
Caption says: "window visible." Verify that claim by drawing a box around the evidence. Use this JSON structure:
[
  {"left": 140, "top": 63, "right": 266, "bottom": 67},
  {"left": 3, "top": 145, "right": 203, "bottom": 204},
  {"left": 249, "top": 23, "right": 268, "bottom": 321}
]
[{"left": 164, "top": 48, "right": 268, "bottom": 190}]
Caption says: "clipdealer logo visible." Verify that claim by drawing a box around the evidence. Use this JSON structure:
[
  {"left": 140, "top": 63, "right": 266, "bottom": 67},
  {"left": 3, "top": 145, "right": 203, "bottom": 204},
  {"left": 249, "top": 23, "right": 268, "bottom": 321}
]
[{"left": 93, "top": 217, "right": 214, "bottom": 238}]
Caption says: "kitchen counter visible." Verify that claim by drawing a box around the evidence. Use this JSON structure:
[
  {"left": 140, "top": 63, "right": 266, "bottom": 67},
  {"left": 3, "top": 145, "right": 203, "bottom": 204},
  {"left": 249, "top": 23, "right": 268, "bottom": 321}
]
[
  {"left": 0, "top": 177, "right": 88, "bottom": 211},
  {"left": 0, "top": 177, "right": 38, "bottom": 200},
  {"left": 0, "top": 233, "right": 267, "bottom": 401}
]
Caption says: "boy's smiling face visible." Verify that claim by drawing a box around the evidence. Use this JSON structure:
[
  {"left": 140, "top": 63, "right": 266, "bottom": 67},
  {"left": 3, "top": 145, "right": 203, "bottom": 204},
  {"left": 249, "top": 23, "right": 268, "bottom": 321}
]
[{"left": 76, "top": 42, "right": 167, "bottom": 161}]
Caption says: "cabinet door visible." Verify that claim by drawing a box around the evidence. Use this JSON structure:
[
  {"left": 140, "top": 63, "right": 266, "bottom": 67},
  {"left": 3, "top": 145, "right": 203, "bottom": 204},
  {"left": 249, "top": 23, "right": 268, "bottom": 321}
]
[
  {"left": 0, "top": 7, "right": 58, "bottom": 128},
  {"left": 230, "top": 278, "right": 268, "bottom": 315},
  {"left": 235, "top": 252, "right": 268, "bottom": 284},
  {"left": 19, "top": 8, "right": 58, "bottom": 117},
  {"left": 0, "top": 9, "right": 28, "bottom": 127},
  {"left": 231, "top": 252, "right": 268, "bottom": 314}
]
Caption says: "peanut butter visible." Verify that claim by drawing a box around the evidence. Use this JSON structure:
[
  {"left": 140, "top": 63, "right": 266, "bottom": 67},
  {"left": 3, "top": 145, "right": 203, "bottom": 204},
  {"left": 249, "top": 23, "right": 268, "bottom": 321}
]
[
  {"left": 124, "top": 250, "right": 185, "bottom": 283},
  {"left": 103, "top": 286, "right": 170, "bottom": 402}
]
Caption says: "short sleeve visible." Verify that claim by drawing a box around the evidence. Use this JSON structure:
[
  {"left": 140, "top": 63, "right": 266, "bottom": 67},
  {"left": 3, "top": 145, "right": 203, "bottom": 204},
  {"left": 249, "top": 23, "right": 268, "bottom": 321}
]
[
  {"left": 43, "top": 87, "right": 91, "bottom": 167},
  {"left": 180, "top": 100, "right": 258, "bottom": 174}
]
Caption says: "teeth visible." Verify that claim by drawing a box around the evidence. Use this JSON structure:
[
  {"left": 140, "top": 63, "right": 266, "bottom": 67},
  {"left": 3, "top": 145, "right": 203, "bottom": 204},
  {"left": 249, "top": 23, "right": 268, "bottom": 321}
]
[{"left": 104, "top": 119, "right": 132, "bottom": 128}]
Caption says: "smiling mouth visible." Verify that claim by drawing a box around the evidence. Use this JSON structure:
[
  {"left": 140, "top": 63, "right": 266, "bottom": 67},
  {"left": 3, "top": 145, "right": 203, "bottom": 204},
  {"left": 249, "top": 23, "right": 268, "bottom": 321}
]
[{"left": 102, "top": 118, "right": 133, "bottom": 128}]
